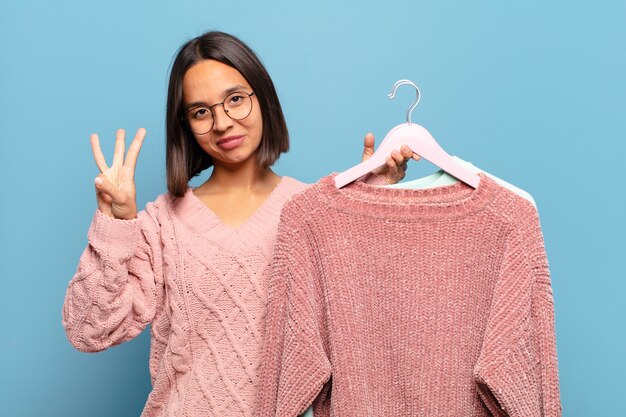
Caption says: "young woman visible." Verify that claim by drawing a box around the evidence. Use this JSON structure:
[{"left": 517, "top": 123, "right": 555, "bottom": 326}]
[{"left": 62, "top": 31, "right": 415, "bottom": 416}]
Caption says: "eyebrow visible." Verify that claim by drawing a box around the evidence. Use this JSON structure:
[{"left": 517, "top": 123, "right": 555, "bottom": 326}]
[{"left": 185, "top": 84, "right": 251, "bottom": 111}]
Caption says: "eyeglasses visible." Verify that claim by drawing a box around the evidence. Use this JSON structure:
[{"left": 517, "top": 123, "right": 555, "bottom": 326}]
[{"left": 185, "top": 91, "right": 256, "bottom": 135}]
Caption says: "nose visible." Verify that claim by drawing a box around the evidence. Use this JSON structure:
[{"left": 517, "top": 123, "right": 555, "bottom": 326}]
[{"left": 212, "top": 104, "right": 234, "bottom": 132}]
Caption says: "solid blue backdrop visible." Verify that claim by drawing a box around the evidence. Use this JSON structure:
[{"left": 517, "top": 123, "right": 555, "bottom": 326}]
[{"left": 1, "top": 1, "right": 624, "bottom": 416}]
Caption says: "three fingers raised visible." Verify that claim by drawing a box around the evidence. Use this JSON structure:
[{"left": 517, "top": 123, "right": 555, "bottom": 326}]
[{"left": 90, "top": 128, "right": 146, "bottom": 173}]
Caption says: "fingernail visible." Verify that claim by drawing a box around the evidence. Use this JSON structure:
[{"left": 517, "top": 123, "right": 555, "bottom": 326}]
[{"left": 95, "top": 177, "right": 103, "bottom": 186}]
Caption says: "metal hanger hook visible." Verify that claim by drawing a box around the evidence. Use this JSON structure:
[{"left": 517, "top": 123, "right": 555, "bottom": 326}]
[{"left": 388, "top": 79, "right": 421, "bottom": 125}]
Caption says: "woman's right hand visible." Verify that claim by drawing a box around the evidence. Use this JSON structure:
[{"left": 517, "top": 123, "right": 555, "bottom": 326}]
[{"left": 90, "top": 128, "right": 146, "bottom": 220}]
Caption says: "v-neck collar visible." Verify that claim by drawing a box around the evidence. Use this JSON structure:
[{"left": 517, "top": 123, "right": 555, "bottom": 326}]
[{"left": 174, "top": 176, "right": 295, "bottom": 252}]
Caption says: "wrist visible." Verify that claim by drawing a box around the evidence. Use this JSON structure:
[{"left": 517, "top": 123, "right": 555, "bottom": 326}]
[{"left": 112, "top": 206, "right": 138, "bottom": 220}]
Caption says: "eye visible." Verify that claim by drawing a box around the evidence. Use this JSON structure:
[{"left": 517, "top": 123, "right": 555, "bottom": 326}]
[
  {"left": 227, "top": 94, "right": 246, "bottom": 106},
  {"left": 191, "top": 108, "right": 211, "bottom": 120}
]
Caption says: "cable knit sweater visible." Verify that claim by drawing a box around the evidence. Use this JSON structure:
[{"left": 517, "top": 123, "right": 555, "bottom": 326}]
[
  {"left": 257, "top": 173, "right": 562, "bottom": 417},
  {"left": 62, "top": 176, "right": 308, "bottom": 417}
]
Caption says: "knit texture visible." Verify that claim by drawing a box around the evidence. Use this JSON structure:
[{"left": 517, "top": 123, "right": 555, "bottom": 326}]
[
  {"left": 62, "top": 176, "right": 308, "bottom": 417},
  {"left": 257, "top": 173, "right": 562, "bottom": 417}
]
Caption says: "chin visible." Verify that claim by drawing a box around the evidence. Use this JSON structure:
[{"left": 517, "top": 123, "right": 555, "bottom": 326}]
[{"left": 217, "top": 149, "right": 259, "bottom": 167}]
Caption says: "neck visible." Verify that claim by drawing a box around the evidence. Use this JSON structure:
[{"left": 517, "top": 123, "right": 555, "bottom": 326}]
[{"left": 205, "top": 156, "right": 278, "bottom": 192}]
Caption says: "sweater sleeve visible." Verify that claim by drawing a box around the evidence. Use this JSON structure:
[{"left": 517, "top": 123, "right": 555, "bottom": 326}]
[
  {"left": 257, "top": 201, "right": 332, "bottom": 417},
  {"left": 61, "top": 204, "right": 164, "bottom": 352},
  {"left": 473, "top": 205, "right": 562, "bottom": 417}
]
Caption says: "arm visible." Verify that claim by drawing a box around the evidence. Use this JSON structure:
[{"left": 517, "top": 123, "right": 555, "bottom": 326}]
[
  {"left": 62, "top": 128, "right": 163, "bottom": 352},
  {"left": 62, "top": 204, "right": 164, "bottom": 352},
  {"left": 257, "top": 201, "right": 332, "bottom": 417},
  {"left": 474, "top": 205, "right": 562, "bottom": 417}
]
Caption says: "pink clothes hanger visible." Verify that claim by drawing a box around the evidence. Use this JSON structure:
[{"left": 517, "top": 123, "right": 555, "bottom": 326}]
[{"left": 334, "top": 80, "right": 481, "bottom": 189}]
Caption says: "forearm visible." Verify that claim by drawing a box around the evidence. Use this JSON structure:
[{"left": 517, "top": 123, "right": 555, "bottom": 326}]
[{"left": 62, "top": 209, "right": 158, "bottom": 352}]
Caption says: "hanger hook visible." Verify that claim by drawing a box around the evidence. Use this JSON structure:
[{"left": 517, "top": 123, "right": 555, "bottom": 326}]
[{"left": 388, "top": 79, "right": 421, "bottom": 125}]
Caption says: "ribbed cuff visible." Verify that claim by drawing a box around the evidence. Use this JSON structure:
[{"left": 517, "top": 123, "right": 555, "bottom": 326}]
[
  {"left": 87, "top": 209, "right": 142, "bottom": 260},
  {"left": 276, "top": 360, "right": 330, "bottom": 417},
  {"left": 474, "top": 341, "right": 542, "bottom": 417}
]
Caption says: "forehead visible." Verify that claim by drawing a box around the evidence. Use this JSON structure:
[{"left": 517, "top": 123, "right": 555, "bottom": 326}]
[{"left": 182, "top": 59, "right": 252, "bottom": 103}]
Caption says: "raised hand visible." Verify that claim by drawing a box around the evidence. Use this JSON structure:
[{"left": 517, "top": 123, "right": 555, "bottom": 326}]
[
  {"left": 91, "top": 128, "right": 146, "bottom": 220},
  {"left": 361, "top": 132, "right": 420, "bottom": 184}
]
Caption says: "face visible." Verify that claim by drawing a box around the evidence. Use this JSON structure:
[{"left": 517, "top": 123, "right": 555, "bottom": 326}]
[{"left": 182, "top": 59, "right": 263, "bottom": 167}]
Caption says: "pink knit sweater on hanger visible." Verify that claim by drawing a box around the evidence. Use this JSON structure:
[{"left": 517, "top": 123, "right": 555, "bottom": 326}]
[{"left": 257, "top": 173, "right": 562, "bottom": 417}]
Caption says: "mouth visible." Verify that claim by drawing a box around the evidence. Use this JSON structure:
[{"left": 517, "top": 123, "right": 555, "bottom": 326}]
[
  {"left": 216, "top": 135, "right": 245, "bottom": 150},
  {"left": 217, "top": 135, "right": 244, "bottom": 145}
]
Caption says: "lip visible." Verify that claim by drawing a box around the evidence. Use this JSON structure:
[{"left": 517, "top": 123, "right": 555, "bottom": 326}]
[{"left": 216, "top": 135, "right": 245, "bottom": 150}]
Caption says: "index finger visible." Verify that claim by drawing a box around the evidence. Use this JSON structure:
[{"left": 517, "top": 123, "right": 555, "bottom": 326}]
[
  {"left": 400, "top": 144, "right": 421, "bottom": 162},
  {"left": 90, "top": 133, "right": 109, "bottom": 173},
  {"left": 123, "top": 128, "right": 147, "bottom": 170}
]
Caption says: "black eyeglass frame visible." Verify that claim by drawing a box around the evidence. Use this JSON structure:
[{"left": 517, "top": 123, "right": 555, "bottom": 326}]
[{"left": 184, "top": 91, "right": 256, "bottom": 135}]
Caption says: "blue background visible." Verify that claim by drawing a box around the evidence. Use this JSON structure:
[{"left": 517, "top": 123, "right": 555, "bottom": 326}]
[{"left": 1, "top": 1, "right": 624, "bottom": 416}]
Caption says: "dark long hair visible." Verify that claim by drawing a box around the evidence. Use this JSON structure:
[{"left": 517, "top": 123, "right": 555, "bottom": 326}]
[{"left": 166, "top": 31, "right": 289, "bottom": 197}]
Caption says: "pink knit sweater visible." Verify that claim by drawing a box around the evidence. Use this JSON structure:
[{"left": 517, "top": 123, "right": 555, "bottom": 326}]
[
  {"left": 257, "top": 173, "right": 562, "bottom": 417},
  {"left": 62, "top": 176, "right": 308, "bottom": 417}
]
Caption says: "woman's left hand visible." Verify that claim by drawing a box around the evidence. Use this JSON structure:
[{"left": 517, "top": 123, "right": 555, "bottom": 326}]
[{"left": 361, "top": 132, "right": 420, "bottom": 184}]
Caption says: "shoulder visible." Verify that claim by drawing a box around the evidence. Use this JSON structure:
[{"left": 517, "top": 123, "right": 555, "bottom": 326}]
[
  {"left": 480, "top": 177, "right": 545, "bottom": 253},
  {"left": 278, "top": 175, "right": 333, "bottom": 222},
  {"left": 273, "top": 176, "right": 313, "bottom": 214},
  {"left": 279, "top": 176, "right": 311, "bottom": 197},
  {"left": 144, "top": 192, "right": 175, "bottom": 214},
  {"left": 483, "top": 176, "right": 540, "bottom": 228},
  {"left": 141, "top": 189, "right": 194, "bottom": 223}
]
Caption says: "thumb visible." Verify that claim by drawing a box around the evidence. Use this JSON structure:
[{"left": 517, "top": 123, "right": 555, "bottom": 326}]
[
  {"left": 94, "top": 175, "right": 127, "bottom": 204},
  {"left": 361, "top": 133, "right": 375, "bottom": 162}
]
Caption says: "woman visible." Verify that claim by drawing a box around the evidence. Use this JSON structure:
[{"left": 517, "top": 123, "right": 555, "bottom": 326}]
[{"left": 62, "top": 31, "right": 415, "bottom": 416}]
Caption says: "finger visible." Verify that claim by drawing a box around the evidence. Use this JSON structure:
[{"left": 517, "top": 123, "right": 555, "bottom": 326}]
[
  {"left": 396, "top": 151, "right": 409, "bottom": 171},
  {"left": 386, "top": 155, "right": 399, "bottom": 178},
  {"left": 90, "top": 133, "right": 109, "bottom": 173},
  {"left": 392, "top": 150, "right": 408, "bottom": 178},
  {"left": 124, "top": 127, "right": 146, "bottom": 170},
  {"left": 94, "top": 183, "right": 114, "bottom": 217},
  {"left": 96, "top": 187, "right": 112, "bottom": 203},
  {"left": 95, "top": 184, "right": 113, "bottom": 204},
  {"left": 398, "top": 144, "right": 421, "bottom": 162},
  {"left": 94, "top": 174, "right": 127, "bottom": 204},
  {"left": 391, "top": 149, "right": 404, "bottom": 166},
  {"left": 112, "top": 129, "right": 126, "bottom": 167},
  {"left": 393, "top": 153, "right": 406, "bottom": 180},
  {"left": 400, "top": 144, "right": 413, "bottom": 160},
  {"left": 361, "top": 132, "right": 375, "bottom": 161}
]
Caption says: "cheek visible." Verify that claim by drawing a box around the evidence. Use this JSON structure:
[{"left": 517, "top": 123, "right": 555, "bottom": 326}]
[
  {"left": 248, "top": 109, "right": 264, "bottom": 141},
  {"left": 193, "top": 134, "right": 218, "bottom": 156},
  {"left": 256, "top": 118, "right": 264, "bottom": 140}
]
